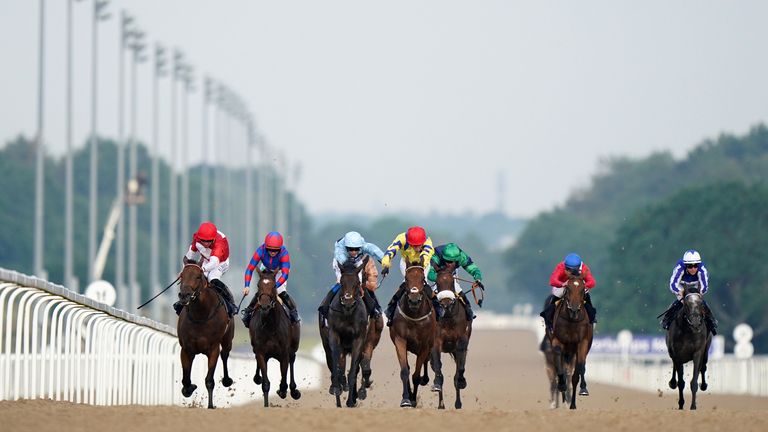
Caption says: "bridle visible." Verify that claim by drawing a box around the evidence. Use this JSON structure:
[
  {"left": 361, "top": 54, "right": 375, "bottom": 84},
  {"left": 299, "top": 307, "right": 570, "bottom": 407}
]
[
  {"left": 179, "top": 263, "right": 208, "bottom": 307},
  {"left": 682, "top": 293, "right": 704, "bottom": 331},
  {"left": 562, "top": 279, "right": 586, "bottom": 322}
]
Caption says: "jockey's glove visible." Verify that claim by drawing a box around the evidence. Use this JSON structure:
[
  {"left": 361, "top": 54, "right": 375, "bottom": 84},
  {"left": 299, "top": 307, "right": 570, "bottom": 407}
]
[{"left": 381, "top": 266, "right": 390, "bottom": 276}]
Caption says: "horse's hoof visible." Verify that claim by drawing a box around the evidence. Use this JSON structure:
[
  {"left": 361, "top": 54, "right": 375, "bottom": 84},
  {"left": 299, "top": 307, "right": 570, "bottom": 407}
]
[
  {"left": 579, "top": 388, "right": 589, "bottom": 396},
  {"left": 181, "top": 384, "right": 197, "bottom": 398},
  {"left": 420, "top": 376, "right": 429, "bottom": 386},
  {"left": 364, "top": 379, "right": 374, "bottom": 389},
  {"left": 701, "top": 383, "right": 708, "bottom": 391},
  {"left": 400, "top": 398, "right": 412, "bottom": 408},
  {"left": 569, "top": 405, "right": 576, "bottom": 410},
  {"left": 290, "top": 389, "right": 301, "bottom": 400},
  {"left": 457, "top": 377, "right": 467, "bottom": 390},
  {"left": 669, "top": 379, "right": 677, "bottom": 389},
  {"left": 550, "top": 401, "right": 557, "bottom": 409},
  {"left": 455, "top": 401, "right": 462, "bottom": 409},
  {"left": 410, "top": 400, "right": 417, "bottom": 408},
  {"left": 557, "top": 382, "right": 567, "bottom": 392},
  {"left": 221, "top": 377, "right": 233, "bottom": 387},
  {"left": 438, "top": 404, "right": 445, "bottom": 410},
  {"left": 431, "top": 384, "right": 442, "bottom": 392},
  {"left": 691, "top": 405, "right": 697, "bottom": 410},
  {"left": 277, "top": 389, "right": 287, "bottom": 399},
  {"left": 358, "top": 387, "right": 367, "bottom": 400},
  {"left": 254, "top": 375, "right": 262, "bottom": 385},
  {"left": 346, "top": 398, "right": 357, "bottom": 408},
  {"left": 328, "top": 384, "right": 335, "bottom": 395}
]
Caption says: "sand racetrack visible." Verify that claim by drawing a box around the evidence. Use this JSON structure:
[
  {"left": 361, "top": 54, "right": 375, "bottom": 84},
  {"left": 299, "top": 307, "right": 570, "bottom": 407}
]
[{"left": 2, "top": 329, "right": 766, "bottom": 431}]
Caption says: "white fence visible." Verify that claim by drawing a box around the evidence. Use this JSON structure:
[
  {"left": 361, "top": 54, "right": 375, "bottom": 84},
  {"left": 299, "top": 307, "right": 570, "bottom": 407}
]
[{"left": 0, "top": 267, "right": 321, "bottom": 406}]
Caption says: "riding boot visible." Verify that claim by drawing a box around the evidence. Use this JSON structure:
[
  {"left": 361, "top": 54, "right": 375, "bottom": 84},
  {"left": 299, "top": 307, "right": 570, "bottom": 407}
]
[
  {"left": 173, "top": 301, "right": 184, "bottom": 316},
  {"left": 363, "top": 289, "right": 382, "bottom": 318},
  {"left": 458, "top": 291, "right": 475, "bottom": 321},
  {"left": 430, "top": 296, "right": 445, "bottom": 320},
  {"left": 211, "top": 279, "right": 237, "bottom": 316},
  {"left": 241, "top": 304, "right": 254, "bottom": 328},
  {"left": 385, "top": 282, "right": 407, "bottom": 326},
  {"left": 279, "top": 291, "right": 301, "bottom": 323},
  {"left": 539, "top": 295, "right": 557, "bottom": 332},
  {"left": 661, "top": 300, "right": 683, "bottom": 330},
  {"left": 702, "top": 300, "right": 718, "bottom": 335},
  {"left": 317, "top": 284, "right": 339, "bottom": 324},
  {"left": 584, "top": 292, "right": 597, "bottom": 324}
]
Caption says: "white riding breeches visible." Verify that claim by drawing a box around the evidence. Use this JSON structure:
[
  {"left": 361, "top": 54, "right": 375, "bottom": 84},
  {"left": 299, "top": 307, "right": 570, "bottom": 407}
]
[
  {"left": 206, "top": 258, "right": 230, "bottom": 282},
  {"left": 399, "top": 258, "right": 431, "bottom": 278},
  {"left": 551, "top": 286, "right": 565, "bottom": 298}
]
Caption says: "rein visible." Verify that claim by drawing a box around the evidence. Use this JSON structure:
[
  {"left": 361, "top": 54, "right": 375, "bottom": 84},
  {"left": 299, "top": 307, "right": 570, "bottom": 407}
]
[{"left": 396, "top": 304, "right": 432, "bottom": 322}]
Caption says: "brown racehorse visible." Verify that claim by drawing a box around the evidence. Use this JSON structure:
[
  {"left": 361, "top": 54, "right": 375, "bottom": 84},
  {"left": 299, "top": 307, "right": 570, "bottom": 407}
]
[
  {"left": 550, "top": 275, "right": 593, "bottom": 409},
  {"left": 176, "top": 263, "right": 235, "bottom": 409},
  {"left": 248, "top": 267, "right": 301, "bottom": 407},
  {"left": 429, "top": 262, "right": 472, "bottom": 409},
  {"left": 389, "top": 264, "right": 437, "bottom": 408},
  {"left": 541, "top": 334, "right": 573, "bottom": 409}
]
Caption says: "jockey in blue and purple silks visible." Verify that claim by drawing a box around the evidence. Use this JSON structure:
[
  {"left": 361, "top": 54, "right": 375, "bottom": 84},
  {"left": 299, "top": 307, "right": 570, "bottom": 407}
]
[
  {"left": 661, "top": 249, "right": 717, "bottom": 334},
  {"left": 240, "top": 231, "right": 300, "bottom": 326}
]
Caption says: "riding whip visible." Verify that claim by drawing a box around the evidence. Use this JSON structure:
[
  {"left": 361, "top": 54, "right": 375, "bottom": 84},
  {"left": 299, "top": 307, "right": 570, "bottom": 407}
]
[
  {"left": 137, "top": 276, "right": 181, "bottom": 310},
  {"left": 235, "top": 293, "right": 247, "bottom": 314}
]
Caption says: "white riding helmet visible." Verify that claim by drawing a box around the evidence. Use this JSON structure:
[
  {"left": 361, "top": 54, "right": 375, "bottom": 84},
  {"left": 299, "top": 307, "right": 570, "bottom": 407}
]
[
  {"left": 343, "top": 231, "right": 365, "bottom": 248},
  {"left": 683, "top": 249, "right": 702, "bottom": 264}
]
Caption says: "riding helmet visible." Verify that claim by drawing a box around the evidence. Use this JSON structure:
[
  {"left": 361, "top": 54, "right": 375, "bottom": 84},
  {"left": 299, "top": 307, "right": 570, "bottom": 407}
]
[
  {"left": 683, "top": 249, "right": 702, "bottom": 264},
  {"left": 564, "top": 253, "right": 582, "bottom": 272},
  {"left": 196, "top": 222, "right": 218, "bottom": 241},
  {"left": 343, "top": 231, "right": 365, "bottom": 248},
  {"left": 406, "top": 226, "right": 427, "bottom": 246},
  {"left": 442, "top": 243, "right": 461, "bottom": 262},
  {"left": 264, "top": 231, "right": 284, "bottom": 249}
]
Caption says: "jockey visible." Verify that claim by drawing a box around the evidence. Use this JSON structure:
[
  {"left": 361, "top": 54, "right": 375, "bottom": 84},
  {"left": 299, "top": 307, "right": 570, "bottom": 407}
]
[
  {"left": 381, "top": 226, "right": 436, "bottom": 326},
  {"left": 539, "top": 253, "right": 597, "bottom": 332},
  {"left": 427, "top": 243, "right": 484, "bottom": 321},
  {"left": 317, "top": 231, "right": 385, "bottom": 325},
  {"left": 661, "top": 249, "right": 718, "bottom": 334},
  {"left": 175, "top": 221, "right": 238, "bottom": 316},
  {"left": 240, "top": 231, "right": 300, "bottom": 326}
]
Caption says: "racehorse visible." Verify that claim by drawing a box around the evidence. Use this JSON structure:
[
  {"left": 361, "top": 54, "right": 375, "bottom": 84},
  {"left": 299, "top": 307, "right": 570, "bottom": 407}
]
[
  {"left": 248, "top": 267, "right": 301, "bottom": 407},
  {"left": 666, "top": 281, "right": 711, "bottom": 410},
  {"left": 541, "top": 334, "right": 572, "bottom": 409},
  {"left": 389, "top": 264, "right": 437, "bottom": 408},
  {"left": 549, "top": 275, "right": 593, "bottom": 409},
  {"left": 318, "top": 258, "right": 375, "bottom": 407},
  {"left": 429, "top": 262, "right": 472, "bottom": 409},
  {"left": 176, "top": 263, "right": 234, "bottom": 409}
]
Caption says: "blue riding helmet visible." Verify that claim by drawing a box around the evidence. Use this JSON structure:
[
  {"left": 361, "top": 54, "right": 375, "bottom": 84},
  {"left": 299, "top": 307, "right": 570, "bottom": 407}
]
[
  {"left": 564, "top": 253, "right": 582, "bottom": 272},
  {"left": 343, "top": 231, "right": 365, "bottom": 248}
]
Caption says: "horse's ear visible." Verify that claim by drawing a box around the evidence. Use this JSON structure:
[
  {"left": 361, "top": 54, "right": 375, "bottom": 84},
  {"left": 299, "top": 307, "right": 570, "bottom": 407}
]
[
  {"left": 447, "top": 261, "right": 457, "bottom": 272},
  {"left": 255, "top": 267, "right": 263, "bottom": 278}
]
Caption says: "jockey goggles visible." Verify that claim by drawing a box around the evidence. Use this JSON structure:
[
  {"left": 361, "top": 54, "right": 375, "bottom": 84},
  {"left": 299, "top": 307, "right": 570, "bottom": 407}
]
[{"left": 685, "top": 263, "right": 699, "bottom": 269}]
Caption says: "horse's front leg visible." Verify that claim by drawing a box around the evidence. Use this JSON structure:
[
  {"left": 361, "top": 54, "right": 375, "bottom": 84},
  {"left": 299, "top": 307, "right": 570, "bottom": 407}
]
[
  {"left": 205, "top": 346, "right": 221, "bottom": 409},
  {"left": 289, "top": 352, "right": 301, "bottom": 400},
  {"left": 579, "top": 366, "right": 589, "bottom": 396},
  {"left": 328, "top": 332, "right": 344, "bottom": 408},
  {"left": 220, "top": 324, "right": 234, "bottom": 387},
  {"left": 180, "top": 348, "right": 198, "bottom": 398},
  {"left": 675, "top": 362, "right": 685, "bottom": 410},
  {"left": 347, "top": 335, "right": 365, "bottom": 407},
  {"left": 430, "top": 346, "right": 445, "bottom": 410},
  {"left": 276, "top": 353, "right": 289, "bottom": 400},
  {"left": 552, "top": 342, "right": 567, "bottom": 392},
  {"left": 256, "top": 353, "right": 270, "bottom": 408},
  {"left": 393, "top": 337, "right": 412, "bottom": 407},
  {"left": 690, "top": 352, "right": 704, "bottom": 410},
  {"left": 454, "top": 338, "right": 469, "bottom": 409},
  {"left": 411, "top": 348, "right": 430, "bottom": 408}
]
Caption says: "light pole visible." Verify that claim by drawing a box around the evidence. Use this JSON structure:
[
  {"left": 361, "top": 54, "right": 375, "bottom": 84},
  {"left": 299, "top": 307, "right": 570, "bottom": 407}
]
[
  {"left": 33, "top": 0, "right": 46, "bottom": 279},
  {"left": 168, "top": 49, "right": 183, "bottom": 281},
  {"left": 64, "top": 0, "right": 82, "bottom": 289},
  {"left": 180, "top": 63, "right": 195, "bottom": 250},
  {"left": 87, "top": 0, "right": 110, "bottom": 286},
  {"left": 150, "top": 42, "right": 166, "bottom": 320},
  {"left": 128, "top": 28, "right": 146, "bottom": 312},
  {"left": 200, "top": 77, "right": 212, "bottom": 221}
]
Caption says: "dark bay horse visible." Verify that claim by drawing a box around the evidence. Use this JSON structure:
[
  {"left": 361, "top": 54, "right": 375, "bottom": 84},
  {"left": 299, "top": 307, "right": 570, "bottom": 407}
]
[
  {"left": 389, "top": 264, "right": 437, "bottom": 408},
  {"left": 430, "top": 262, "right": 472, "bottom": 409},
  {"left": 248, "top": 267, "right": 301, "bottom": 407},
  {"left": 319, "top": 258, "right": 372, "bottom": 407},
  {"left": 550, "top": 275, "right": 593, "bottom": 409},
  {"left": 176, "top": 263, "right": 234, "bottom": 409},
  {"left": 666, "top": 282, "right": 711, "bottom": 410}
]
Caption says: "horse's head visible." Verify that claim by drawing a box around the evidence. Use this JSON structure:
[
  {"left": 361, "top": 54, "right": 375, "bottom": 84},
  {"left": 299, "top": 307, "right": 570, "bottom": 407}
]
[
  {"left": 404, "top": 264, "right": 428, "bottom": 310},
  {"left": 434, "top": 262, "right": 458, "bottom": 309},
  {"left": 338, "top": 257, "right": 367, "bottom": 311},
  {"left": 563, "top": 275, "right": 586, "bottom": 321},
  {"left": 255, "top": 268, "right": 278, "bottom": 312},
  {"left": 178, "top": 263, "right": 208, "bottom": 307},
  {"left": 682, "top": 292, "right": 705, "bottom": 333}
]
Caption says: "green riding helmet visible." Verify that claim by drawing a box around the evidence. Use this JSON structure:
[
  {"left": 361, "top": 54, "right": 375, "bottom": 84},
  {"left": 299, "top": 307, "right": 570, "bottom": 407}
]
[{"left": 442, "top": 243, "right": 462, "bottom": 262}]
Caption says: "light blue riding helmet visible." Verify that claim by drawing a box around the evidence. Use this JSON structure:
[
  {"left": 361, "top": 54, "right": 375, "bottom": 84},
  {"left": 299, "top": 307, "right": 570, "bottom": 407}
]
[
  {"left": 343, "top": 231, "right": 365, "bottom": 248},
  {"left": 564, "top": 253, "right": 582, "bottom": 271}
]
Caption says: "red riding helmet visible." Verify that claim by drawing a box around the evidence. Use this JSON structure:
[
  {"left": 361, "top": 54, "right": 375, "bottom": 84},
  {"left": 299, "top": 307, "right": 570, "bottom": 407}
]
[
  {"left": 406, "top": 226, "right": 427, "bottom": 246},
  {"left": 196, "top": 222, "right": 218, "bottom": 241},
  {"left": 264, "top": 231, "right": 284, "bottom": 249}
]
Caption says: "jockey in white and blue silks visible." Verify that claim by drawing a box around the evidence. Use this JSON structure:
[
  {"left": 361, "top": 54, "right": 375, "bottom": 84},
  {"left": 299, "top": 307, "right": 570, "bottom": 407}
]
[
  {"left": 318, "top": 231, "right": 385, "bottom": 324},
  {"left": 661, "top": 249, "right": 717, "bottom": 334}
]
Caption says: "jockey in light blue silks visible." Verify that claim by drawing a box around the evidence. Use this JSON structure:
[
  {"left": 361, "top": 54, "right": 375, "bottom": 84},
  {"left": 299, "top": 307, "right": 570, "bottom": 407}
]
[{"left": 661, "top": 249, "right": 718, "bottom": 334}]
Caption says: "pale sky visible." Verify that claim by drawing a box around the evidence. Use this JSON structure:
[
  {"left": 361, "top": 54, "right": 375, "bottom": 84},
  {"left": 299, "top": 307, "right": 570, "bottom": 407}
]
[{"left": 2, "top": 1, "right": 767, "bottom": 218}]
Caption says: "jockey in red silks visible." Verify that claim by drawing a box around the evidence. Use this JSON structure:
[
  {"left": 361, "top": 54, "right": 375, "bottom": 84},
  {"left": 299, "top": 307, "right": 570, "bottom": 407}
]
[
  {"left": 240, "top": 231, "right": 300, "bottom": 326},
  {"left": 174, "top": 221, "right": 238, "bottom": 316},
  {"left": 540, "top": 253, "right": 597, "bottom": 332}
]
